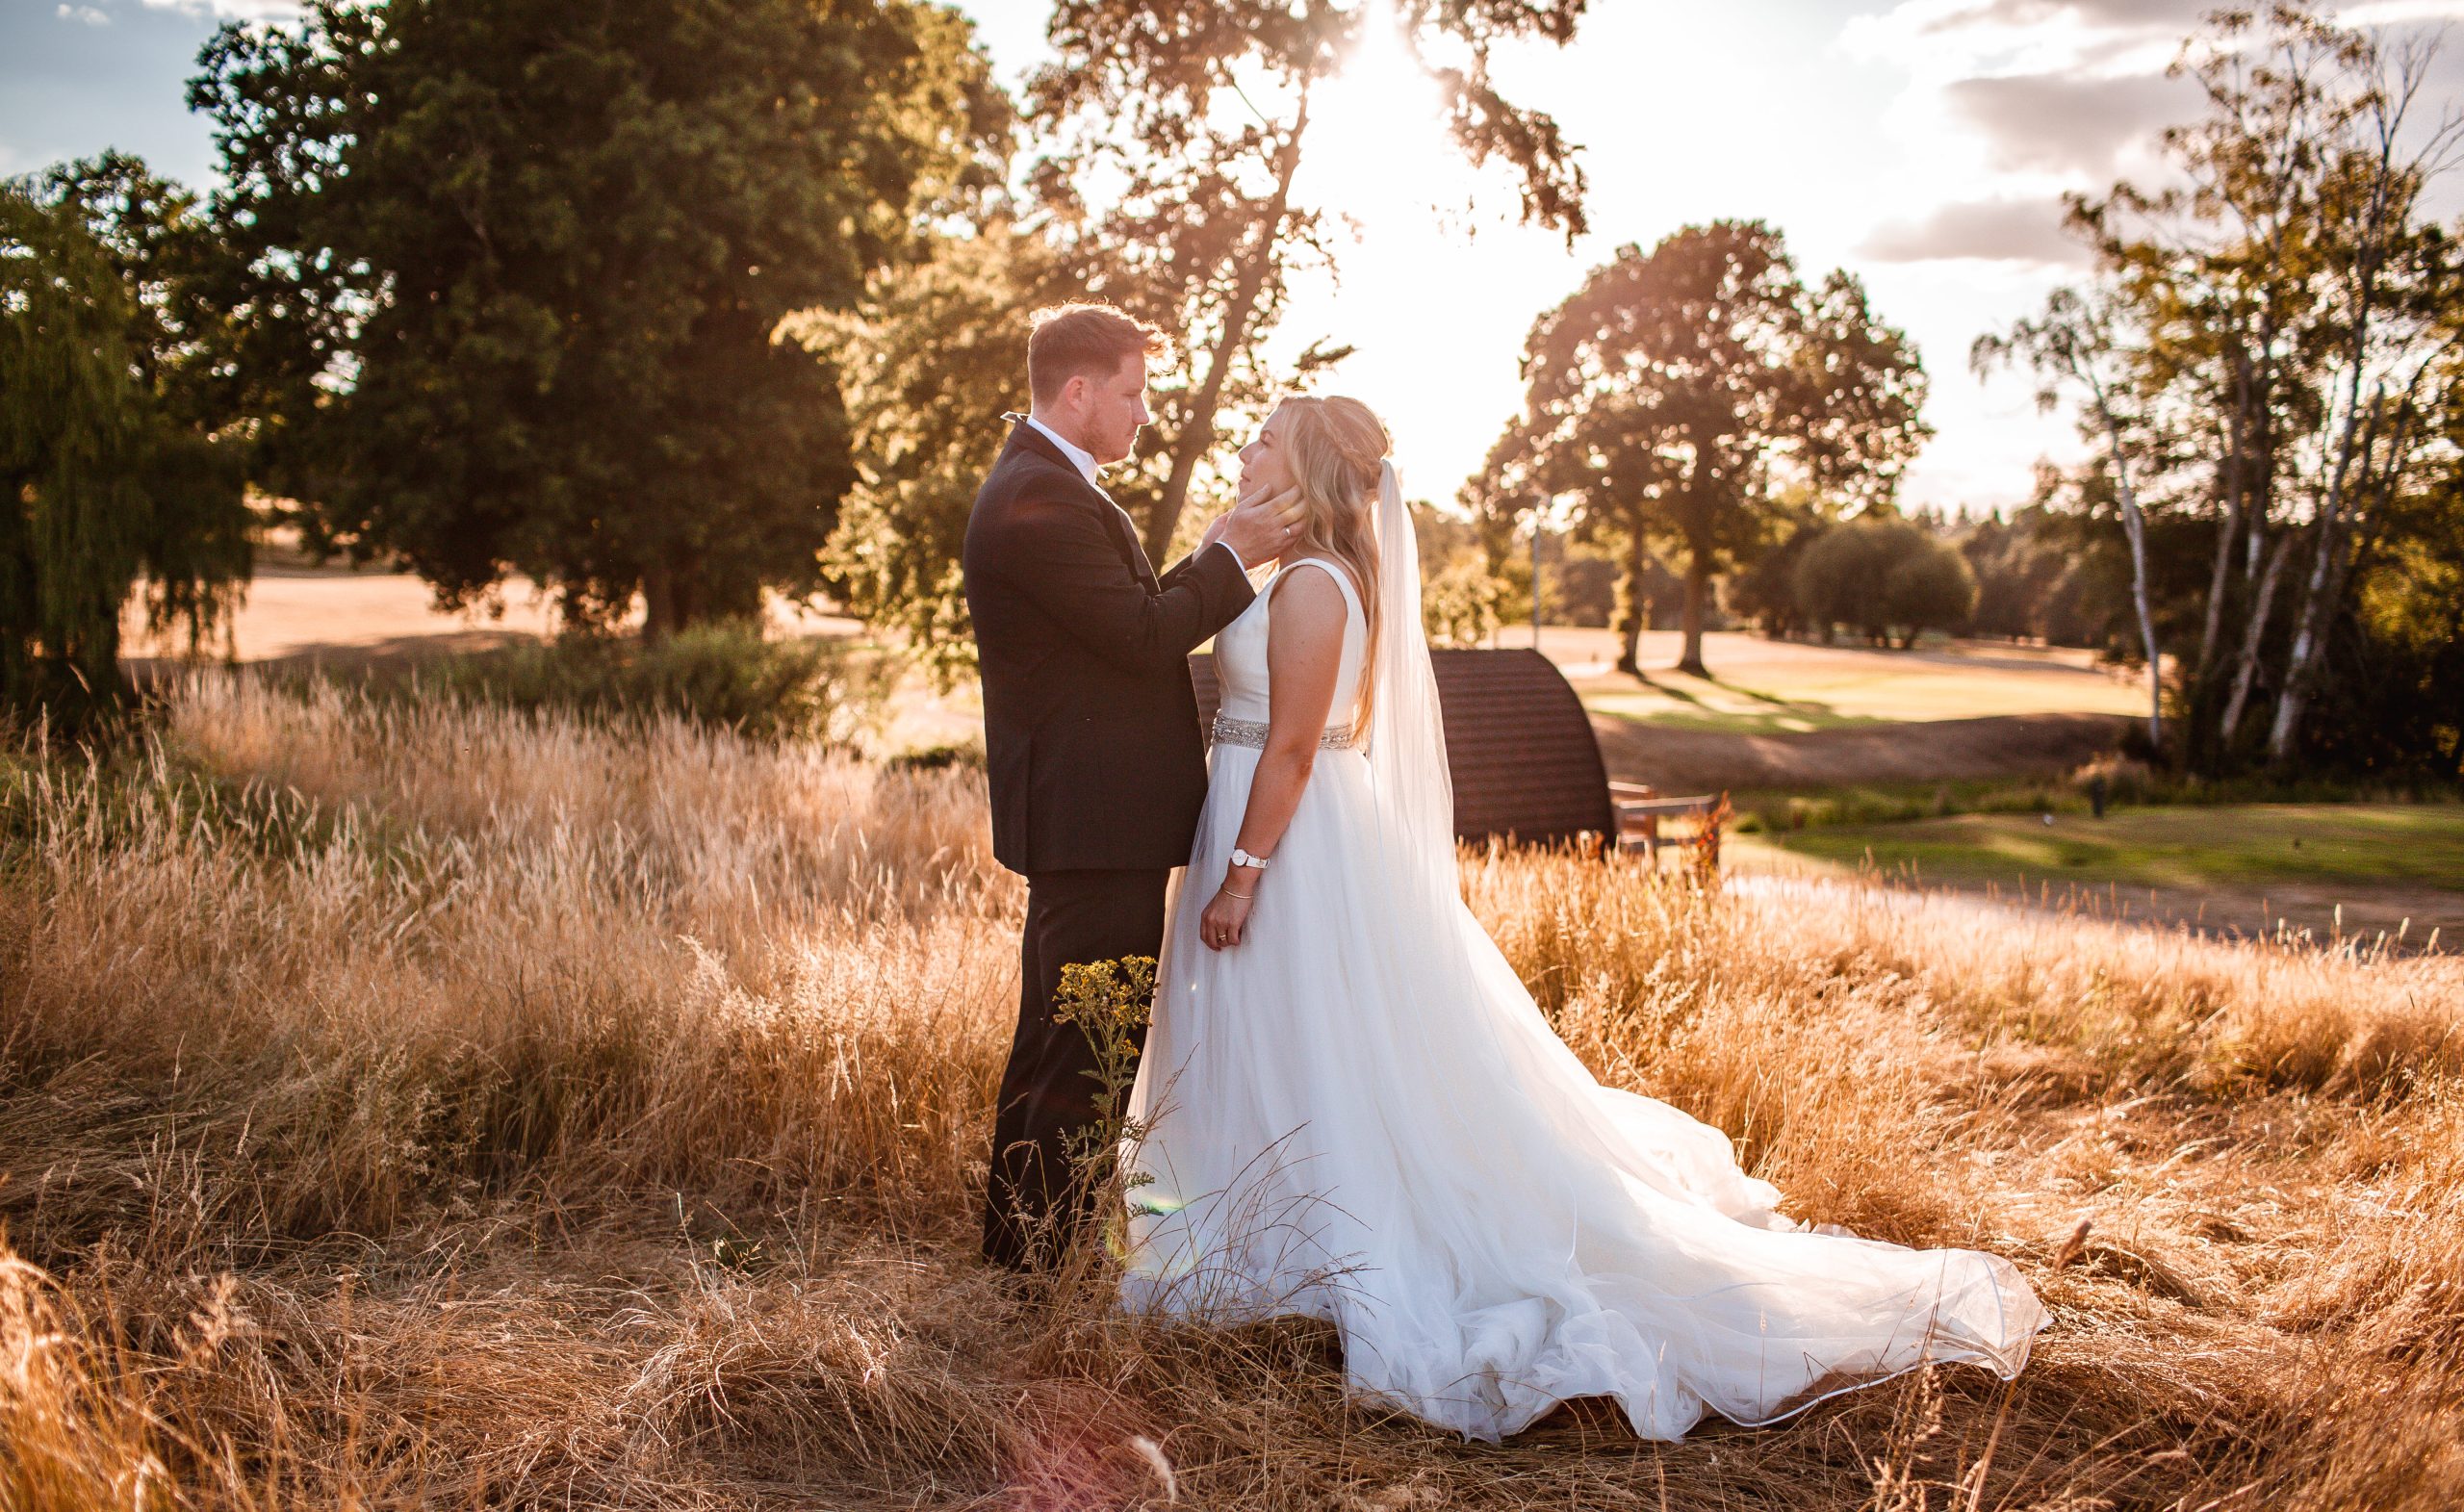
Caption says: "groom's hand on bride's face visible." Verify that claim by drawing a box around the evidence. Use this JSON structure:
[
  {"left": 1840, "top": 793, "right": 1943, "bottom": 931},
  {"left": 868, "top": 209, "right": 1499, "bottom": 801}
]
[{"left": 1220, "top": 484, "right": 1307, "bottom": 564}]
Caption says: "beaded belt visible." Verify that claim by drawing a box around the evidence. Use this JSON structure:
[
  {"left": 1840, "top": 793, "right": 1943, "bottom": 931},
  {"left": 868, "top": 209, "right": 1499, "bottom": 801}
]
[{"left": 1211, "top": 713, "right": 1359, "bottom": 750}]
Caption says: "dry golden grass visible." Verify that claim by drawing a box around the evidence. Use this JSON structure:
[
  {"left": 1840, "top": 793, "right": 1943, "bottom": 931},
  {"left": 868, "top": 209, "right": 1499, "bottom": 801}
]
[{"left": 3, "top": 672, "right": 2460, "bottom": 1509}]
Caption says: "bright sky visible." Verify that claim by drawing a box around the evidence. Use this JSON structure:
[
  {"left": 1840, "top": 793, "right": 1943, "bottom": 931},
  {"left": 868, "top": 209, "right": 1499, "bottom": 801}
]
[{"left": 12, "top": 1, "right": 2464, "bottom": 515}]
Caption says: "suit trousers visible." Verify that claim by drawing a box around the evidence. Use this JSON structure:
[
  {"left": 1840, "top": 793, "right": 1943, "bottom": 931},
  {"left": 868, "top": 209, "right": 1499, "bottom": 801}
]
[{"left": 982, "top": 866, "right": 1169, "bottom": 1269}]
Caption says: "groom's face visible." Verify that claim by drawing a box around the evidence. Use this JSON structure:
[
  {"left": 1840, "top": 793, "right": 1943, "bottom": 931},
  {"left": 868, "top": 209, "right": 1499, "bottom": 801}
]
[{"left": 1079, "top": 353, "right": 1153, "bottom": 466}]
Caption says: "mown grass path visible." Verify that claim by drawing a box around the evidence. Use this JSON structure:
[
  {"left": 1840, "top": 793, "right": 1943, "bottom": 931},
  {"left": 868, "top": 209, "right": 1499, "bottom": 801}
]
[{"left": 1741, "top": 802, "right": 2464, "bottom": 944}]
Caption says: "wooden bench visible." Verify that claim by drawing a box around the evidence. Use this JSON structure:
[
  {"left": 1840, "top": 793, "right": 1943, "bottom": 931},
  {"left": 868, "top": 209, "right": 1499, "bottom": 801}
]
[{"left": 1609, "top": 781, "right": 1728, "bottom": 870}]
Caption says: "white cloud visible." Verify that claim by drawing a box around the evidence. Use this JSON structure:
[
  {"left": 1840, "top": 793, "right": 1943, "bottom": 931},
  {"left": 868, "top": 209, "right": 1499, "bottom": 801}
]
[
  {"left": 1842, "top": 0, "right": 2201, "bottom": 80},
  {"left": 1835, "top": 0, "right": 2464, "bottom": 505},
  {"left": 57, "top": 5, "right": 112, "bottom": 25},
  {"left": 137, "top": 0, "right": 301, "bottom": 19},
  {"left": 2343, "top": 1, "right": 2464, "bottom": 22},
  {"left": 1838, "top": 0, "right": 2213, "bottom": 274},
  {"left": 1847, "top": 0, "right": 2464, "bottom": 258},
  {"left": 1860, "top": 195, "right": 2093, "bottom": 267},
  {"left": 1941, "top": 69, "right": 2199, "bottom": 175}
]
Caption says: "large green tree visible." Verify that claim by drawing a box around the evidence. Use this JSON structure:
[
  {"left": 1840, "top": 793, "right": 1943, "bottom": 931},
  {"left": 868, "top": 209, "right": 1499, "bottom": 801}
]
[
  {"left": 192, "top": 0, "right": 1000, "bottom": 638},
  {"left": 1477, "top": 221, "right": 1929, "bottom": 678},
  {"left": 1, "top": 161, "right": 251, "bottom": 717},
  {"left": 810, "top": 211, "right": 1053, "bottom": 685},
  {"left": 1029, "top": 0, "right": 1594, "bottom": 560}
]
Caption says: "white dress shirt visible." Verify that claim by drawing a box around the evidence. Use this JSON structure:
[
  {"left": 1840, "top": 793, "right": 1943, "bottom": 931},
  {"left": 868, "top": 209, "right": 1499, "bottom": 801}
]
[
  {"left": 1024, "top": 413, "right": 1102, "bottom": 489},
  {"left": 1024, "top": 412, "right": 1247, "bottom": 572}
]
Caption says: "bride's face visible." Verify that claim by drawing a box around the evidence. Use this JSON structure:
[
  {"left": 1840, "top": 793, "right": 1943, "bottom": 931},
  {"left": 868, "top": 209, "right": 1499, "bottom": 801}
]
[{"left": 1237, "top": 407, "right": 1296, "bottom": 500}]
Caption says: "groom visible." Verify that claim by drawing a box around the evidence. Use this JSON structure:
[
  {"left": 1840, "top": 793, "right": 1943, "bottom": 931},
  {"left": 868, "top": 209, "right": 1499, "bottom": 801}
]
[{"left": 962, "top": 302, "right": 1303, "bottom": 1270}]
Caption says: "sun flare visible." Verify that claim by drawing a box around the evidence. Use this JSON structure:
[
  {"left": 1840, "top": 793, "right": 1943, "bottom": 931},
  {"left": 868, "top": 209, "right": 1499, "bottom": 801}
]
[{"left": 1305, "top": 3, "right": 1456, "bottom": 221}]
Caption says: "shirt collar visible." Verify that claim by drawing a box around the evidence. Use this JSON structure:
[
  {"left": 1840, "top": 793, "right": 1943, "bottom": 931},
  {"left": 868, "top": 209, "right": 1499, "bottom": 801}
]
[{"left": 1023, "top": 413, "right": 1103, "bottom": 489}]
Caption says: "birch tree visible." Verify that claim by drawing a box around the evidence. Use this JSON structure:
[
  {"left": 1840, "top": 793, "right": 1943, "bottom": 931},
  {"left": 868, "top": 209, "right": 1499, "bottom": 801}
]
[
  {"left": 1975, "top": 289, "right": 2169, "bottom": 752},
  {"left": 2040, "top": 3, "right": 2464, "bottom": 770}
]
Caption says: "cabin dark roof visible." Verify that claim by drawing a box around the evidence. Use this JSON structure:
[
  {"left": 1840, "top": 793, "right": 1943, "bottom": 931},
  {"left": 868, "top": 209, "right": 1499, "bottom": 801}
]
[{"left": 1189, "top": 647, "right": 1613, "bottom": 847}]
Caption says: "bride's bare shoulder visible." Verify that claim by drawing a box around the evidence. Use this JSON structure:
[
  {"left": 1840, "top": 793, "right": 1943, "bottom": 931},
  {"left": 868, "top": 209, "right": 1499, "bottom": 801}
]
[
  {"left": 1264, "top": 561, "right": 1350, "bottom": 649},
  {"left": 1273, "top": 556, "right": 1363, "bottom": 606}
]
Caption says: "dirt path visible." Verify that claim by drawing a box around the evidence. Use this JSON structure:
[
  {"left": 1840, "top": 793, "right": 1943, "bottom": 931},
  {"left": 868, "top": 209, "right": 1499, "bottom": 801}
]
[{"left": 1593, "top": 709, "right": 2129, "bottom": 794}]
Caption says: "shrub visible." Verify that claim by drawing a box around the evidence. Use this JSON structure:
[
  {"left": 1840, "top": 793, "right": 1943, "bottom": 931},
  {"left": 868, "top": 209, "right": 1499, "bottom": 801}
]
[
  {"left": 886, "top": 738, "right": 986, "bottom": 773},
  {"left": 1881, "top": 544, "right": 1978, "bottom": 643},
  {"left": 1793, "top": 518, "right": 1976, "bottom": 648},
  {"left": 423, "top": 622, "right": 891, "bottom": 745}
]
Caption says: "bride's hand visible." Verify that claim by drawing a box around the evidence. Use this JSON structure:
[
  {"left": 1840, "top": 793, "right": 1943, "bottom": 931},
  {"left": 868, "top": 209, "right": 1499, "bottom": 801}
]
[{"left": 1198, "top": 882, "right": 1256, "bottom": 951}]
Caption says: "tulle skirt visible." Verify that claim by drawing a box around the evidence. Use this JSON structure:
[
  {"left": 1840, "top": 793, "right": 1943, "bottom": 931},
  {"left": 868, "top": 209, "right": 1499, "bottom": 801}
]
[{"left": 1119, "top": 742, "right": 2045, "bottom": 1443}]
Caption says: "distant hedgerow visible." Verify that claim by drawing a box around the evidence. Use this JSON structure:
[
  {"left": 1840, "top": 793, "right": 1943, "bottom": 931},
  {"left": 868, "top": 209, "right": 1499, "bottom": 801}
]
[{"left": 421, "top": 623, "right": 892, "bottom": 745}]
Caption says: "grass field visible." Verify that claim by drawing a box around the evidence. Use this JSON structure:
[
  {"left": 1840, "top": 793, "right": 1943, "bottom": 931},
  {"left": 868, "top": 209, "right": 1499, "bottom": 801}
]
[
  {"left": 115, "top": 566, "right": 2456, "bottom": 947},
  {"left": 1519, "top": 626, "right": 2148, "bottom": 735},
  {"left": 1738, "top": 803, "right": 2464, "bottom": 945},
  {"left": 1761, "top": 804, "right": 2464, "bottom": 891},
  {"left": 1504, "top": 627, "right": 2147, "bottom": 795},
  {"left": 6, "top": 673, "right": 2463, "bottom": 1508}
]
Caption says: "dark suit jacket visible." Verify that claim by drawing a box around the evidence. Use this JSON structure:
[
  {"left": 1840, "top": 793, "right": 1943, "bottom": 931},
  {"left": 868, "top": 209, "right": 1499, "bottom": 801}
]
[{"left": 962, "top": 422, "right": 1257, "bottom": 874}]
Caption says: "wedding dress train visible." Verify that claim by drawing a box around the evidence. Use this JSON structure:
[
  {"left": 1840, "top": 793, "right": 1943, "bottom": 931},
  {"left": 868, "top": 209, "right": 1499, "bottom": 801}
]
[{"left": 1117, "top": 468, "right": 2045, "bottom": 1444}]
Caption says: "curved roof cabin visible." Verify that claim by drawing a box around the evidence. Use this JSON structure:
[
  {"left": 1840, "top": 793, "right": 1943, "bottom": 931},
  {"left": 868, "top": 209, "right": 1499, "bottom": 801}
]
[{"left": 1189, "top": 647, "right": 1613, "bottom": 849}]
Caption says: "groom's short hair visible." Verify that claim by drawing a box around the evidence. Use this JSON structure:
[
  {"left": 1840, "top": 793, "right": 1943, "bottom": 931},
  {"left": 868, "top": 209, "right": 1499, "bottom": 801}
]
[{"left": 1028, "top": 303, "right": 1165, "bottom": 403}]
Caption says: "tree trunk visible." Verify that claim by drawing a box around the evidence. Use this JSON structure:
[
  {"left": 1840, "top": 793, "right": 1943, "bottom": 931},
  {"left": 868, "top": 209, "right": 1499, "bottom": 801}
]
[
  {"left": 2269, "top": 115, "right": 2408, "bottom": 765},
  {"left": 2220, "top": 530, "right": 2291, "bottom": 750},
  {"left": 2121, "top": 497, "right": 2164, "bottom": 756},
  {"left": 2195, "top": 345, "right": 2249, "bottom": 683},
  {"left": 643, "top": 555, "right": 712, "bottom": 643},
  {"left": 1675, "top": 552, "right": 1709, "bottom": 677},
  {"left": 2265, "top": 519, "right": 2341, "bottom": 765},
  {"left": 1613, "top": 532, "right": 1649, "bottom": 675},
  {"left": 1143, "top": 96, "right": 1311, "bottom": 561},
  {"left": 2088, "top": 388, "right": 2163, "bottom": 755},
  {"left": 642, "top": 563, "right": 680, "bottom": 644},
  {"left": 2266, "top": 378, "right": 2384, "bottom": 766},
  {"left": 2267, "top": 348, "right": 2445, "bottom": 765}
]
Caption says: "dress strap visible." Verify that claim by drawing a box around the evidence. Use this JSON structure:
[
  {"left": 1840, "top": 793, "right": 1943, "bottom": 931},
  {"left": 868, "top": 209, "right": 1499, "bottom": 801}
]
[{"left": 1272, "top": 556, "right": 1364, "bottom": 620}]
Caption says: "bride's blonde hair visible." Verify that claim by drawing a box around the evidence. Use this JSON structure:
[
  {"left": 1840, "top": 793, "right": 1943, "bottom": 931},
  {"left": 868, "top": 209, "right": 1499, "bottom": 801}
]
[{"left": 1270, "top": 394, "right": 1390, "bottom": 730}]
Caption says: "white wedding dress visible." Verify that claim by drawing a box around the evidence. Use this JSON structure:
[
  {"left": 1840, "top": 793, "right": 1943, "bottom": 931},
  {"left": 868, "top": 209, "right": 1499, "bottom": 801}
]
[{"left": 1118, "top": 465, "right": 2045, "bottom": 1444}]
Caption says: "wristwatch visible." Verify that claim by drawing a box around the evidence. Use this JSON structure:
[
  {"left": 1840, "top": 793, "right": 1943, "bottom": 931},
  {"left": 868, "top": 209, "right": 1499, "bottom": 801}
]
[{"left": 1230, "top": 847, "right": 1270, "bottom": 871}]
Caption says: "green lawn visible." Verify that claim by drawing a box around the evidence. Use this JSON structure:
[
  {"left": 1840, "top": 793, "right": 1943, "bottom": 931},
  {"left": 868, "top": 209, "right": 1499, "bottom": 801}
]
[
  {"left": 1753, "top": 803, "right": 2464, "bottom": 894},
  {"left": 1545, "top": 628, "right": 2147, "bottom": 734},
  {"left": 1582, "top": 691, "right": 1886, "bottom": 735}
]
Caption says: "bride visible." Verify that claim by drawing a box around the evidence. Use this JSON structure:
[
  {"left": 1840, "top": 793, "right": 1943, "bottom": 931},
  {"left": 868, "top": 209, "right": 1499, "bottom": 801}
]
[{"left": 1118, "top": 394, "right": 2046, "bottom": 1443}]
